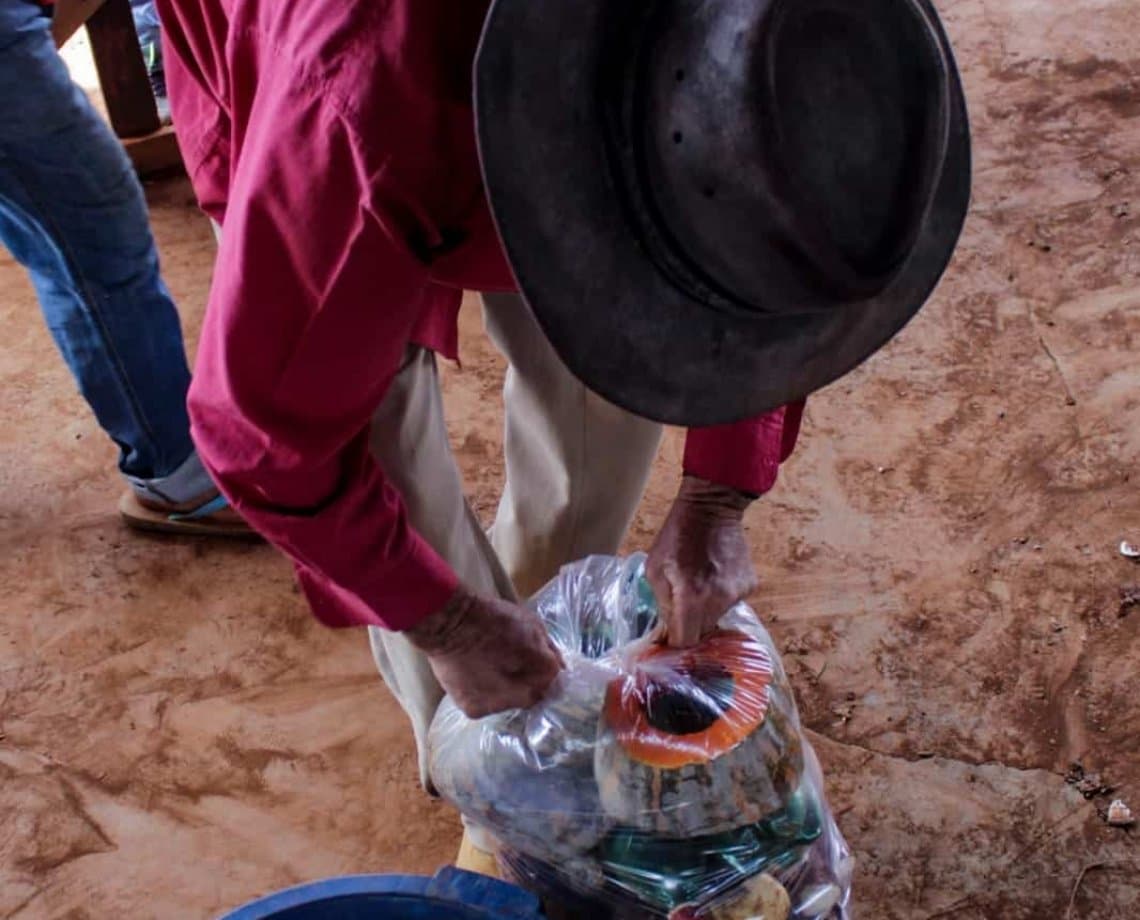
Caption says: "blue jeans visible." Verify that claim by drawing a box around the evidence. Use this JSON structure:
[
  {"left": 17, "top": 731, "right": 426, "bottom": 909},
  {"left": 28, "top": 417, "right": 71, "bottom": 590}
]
[{"left": 0, "top": 0, "right": 210, "bottom": 502}]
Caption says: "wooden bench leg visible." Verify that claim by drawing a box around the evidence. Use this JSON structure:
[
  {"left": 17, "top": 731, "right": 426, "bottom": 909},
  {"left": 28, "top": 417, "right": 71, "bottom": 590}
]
[{"left": 84, "top": 0, "right": 160, "bottom": 139}]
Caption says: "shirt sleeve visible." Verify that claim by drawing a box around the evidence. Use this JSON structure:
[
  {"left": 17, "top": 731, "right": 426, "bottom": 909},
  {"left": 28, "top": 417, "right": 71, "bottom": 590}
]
[
  {"left": 682, "top": 401, "right": 806, "bottom": 496},
  {"left": 188, "top": 84, "right": 458, "bottom": 631},
  {"left": 155, "top": 0, "right": 232, "bottom": 222}
]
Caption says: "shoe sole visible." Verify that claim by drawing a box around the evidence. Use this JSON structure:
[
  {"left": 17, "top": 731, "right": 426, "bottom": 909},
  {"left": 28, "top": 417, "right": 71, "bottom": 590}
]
[{"left": 118, "top": 492, "right": 261, "bottom": 540}]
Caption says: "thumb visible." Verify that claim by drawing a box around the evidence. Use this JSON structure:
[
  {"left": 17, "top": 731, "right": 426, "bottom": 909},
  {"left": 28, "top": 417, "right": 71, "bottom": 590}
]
[
  {"left": 646, "top": 556, "right": 678, "bottom": 618},
  {"left": 662, "top": 568, "right": 702, "bottom": 648},
  {"left": 666, "top": 602, "right": 702, "bottom": 648}
]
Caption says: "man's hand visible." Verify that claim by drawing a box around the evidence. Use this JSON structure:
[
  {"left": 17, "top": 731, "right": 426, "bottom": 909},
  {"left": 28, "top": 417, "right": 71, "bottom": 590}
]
[
  {"left": 406, "top": 589, "right": 563, "bottom": 718},
  {"left": 646, "top": 475, "right": 759, "bottom": 648}
]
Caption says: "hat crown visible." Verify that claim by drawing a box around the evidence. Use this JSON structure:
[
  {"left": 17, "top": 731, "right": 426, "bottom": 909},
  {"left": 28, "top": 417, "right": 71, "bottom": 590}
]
[{"left": 607, "top": 0, "right": 951, "bottom": 314}]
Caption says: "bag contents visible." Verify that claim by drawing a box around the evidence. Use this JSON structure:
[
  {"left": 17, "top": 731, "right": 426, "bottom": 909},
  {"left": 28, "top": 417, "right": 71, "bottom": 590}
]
[{"left": 429, "top": 554, "right": 853, "bottom": 919}]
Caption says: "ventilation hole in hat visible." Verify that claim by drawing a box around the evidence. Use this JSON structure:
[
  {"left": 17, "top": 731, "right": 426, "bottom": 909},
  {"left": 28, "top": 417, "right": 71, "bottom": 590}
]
[
  {"left": 703, "top": 186, "right": 716, "bottom": 199},
  {"left": 675, "top": 68, "right": 685, "bottom": 82},
  {"left": 673, "top": 131, "right": 683, "bottom": 144}
]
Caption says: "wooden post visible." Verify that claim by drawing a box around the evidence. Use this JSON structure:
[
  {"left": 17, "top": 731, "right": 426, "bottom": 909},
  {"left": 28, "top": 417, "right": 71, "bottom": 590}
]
[
  {"left": 84, "top": 0, "right": 160, "bottom": 139},
  {"left": 52, "top": 0, "right": 108, "bottom": 48}
]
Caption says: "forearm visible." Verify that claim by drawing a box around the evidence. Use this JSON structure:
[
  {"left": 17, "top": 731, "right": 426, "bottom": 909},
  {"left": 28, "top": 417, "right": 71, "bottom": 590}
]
[
  {"left": 191, "top": 402, "right": 459, "bottom": 630},
  {"left": 186, "top": 86, "right": 467, "bottom": 630}
]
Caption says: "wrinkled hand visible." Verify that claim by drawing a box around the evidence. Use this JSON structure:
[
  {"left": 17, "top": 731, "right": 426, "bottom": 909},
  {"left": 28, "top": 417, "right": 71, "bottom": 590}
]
[
  {"left": 406, "top": 588, "right": 563, "bottom": 718},
  {"left": 646, "top": 475, "right": 759, "bottom": 648}
]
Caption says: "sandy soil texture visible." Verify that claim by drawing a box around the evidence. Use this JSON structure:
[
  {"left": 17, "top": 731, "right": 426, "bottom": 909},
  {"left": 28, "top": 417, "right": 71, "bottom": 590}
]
[{"left": 2, "top": 1, "right": 1138, "bottom": 916}]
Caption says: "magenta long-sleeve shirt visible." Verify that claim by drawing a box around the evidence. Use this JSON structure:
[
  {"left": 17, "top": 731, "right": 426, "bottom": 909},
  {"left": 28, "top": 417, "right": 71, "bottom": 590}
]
[{"left": 157, "top": 0, "right": 804, "bottom": 631}]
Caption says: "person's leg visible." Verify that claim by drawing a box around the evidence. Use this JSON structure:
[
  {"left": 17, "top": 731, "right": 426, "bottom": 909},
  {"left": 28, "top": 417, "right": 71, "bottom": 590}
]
[
  {"left": 129, "top": 0, "right": 167, "bottom": 113},
  {"left": 481, "top": 293, "right": 665, "bottom": 598},
  {"left": 0, "top": 10, "right": 186, "bottom": 480},
  {"left": 367, "top": 347, "right": 517, "bottom": 791},
  {"left": 0, "top": 9, "right": 220, "bottom": 512}
]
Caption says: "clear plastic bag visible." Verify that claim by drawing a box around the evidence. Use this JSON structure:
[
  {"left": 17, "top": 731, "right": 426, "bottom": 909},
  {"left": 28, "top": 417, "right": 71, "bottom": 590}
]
[{"left": 429, "top": 555, "right": 853, "bottom": 919}]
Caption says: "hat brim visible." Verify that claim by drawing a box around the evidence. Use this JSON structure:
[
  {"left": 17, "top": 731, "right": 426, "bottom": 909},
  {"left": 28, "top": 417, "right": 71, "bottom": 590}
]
[{"left": 475, "top": 0, "right": 971, "bottom": 426}]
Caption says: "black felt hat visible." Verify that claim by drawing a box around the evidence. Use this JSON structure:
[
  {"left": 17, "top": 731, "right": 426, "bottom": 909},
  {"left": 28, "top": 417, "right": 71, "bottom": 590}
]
[{"left": 475, "top": 0, "right": 971, "bottom": 425}]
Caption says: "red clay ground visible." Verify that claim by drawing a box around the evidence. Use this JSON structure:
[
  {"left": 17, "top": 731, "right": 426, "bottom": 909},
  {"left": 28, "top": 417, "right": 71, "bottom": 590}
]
[{"left": 2, "top": 1, "right": 1138, "bottom": 917}]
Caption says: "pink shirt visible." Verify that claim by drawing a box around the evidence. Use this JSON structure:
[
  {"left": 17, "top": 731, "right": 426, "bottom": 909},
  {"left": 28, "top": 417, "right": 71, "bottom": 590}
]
[{"left": 158, "top": 0, "right": 804, "bottom": 631}]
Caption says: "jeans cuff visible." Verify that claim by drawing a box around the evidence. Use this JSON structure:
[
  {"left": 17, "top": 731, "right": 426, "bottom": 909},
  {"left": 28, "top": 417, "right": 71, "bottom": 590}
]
[{"left": 125, "top": 450, "right": 216, "bottom": 506}]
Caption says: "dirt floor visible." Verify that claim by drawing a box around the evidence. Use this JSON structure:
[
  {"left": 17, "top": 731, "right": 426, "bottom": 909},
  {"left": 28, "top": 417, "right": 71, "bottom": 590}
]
[{"left": 2, "top": 1, "right": 1139, "bottom": 917}]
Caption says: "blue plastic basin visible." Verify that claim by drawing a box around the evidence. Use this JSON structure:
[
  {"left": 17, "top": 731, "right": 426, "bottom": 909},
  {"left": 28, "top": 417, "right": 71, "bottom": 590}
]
[{"left": 220, "top": 868, "right": 544, "bottom": 920}]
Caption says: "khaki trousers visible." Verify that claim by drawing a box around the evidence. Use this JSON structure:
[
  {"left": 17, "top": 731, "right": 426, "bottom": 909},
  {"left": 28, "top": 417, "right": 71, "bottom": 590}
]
[{"left": 368, "top": 293, "right": 663, "bottom": 788}]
